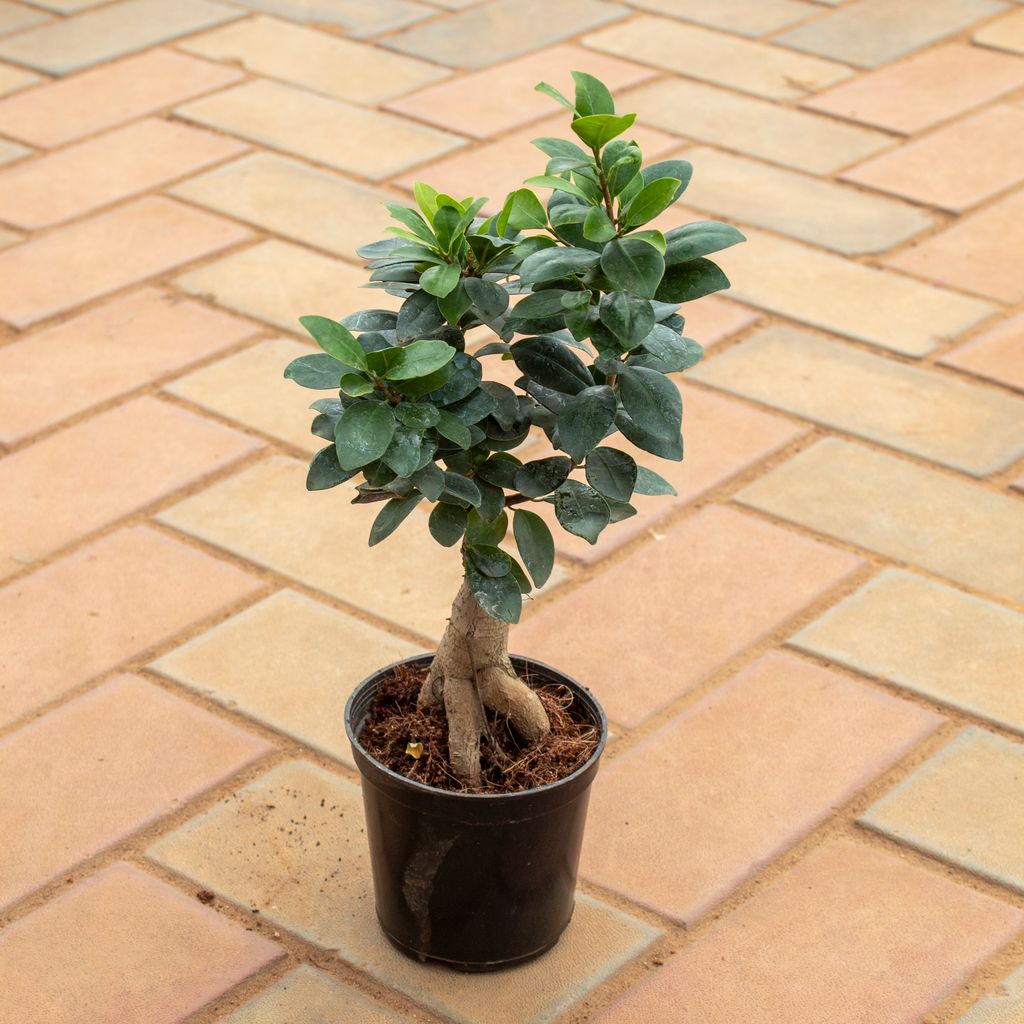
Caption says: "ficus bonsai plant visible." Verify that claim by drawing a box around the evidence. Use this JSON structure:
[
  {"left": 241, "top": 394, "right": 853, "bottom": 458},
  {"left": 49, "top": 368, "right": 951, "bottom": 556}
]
[{"left": 285, "top": 72, "right": 744, "bottom": 968}]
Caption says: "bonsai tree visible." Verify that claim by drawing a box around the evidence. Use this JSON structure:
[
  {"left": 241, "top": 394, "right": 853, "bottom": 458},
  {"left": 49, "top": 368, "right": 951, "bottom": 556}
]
[{"left": 285, "top": 73, "right": 744, "bottom": 786}]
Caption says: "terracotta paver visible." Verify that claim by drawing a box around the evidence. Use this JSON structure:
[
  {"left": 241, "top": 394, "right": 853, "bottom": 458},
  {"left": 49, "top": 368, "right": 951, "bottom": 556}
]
[
  {"left": 0, "top": 196, "right": 252, "bottom": 328},
  {"left": 591, "top": 839, "right": 1024, "bottom": 1024},
  {"left": 975, "top": 7, "right": 1024, "bottom": 54},
  {"left": 0, "top": 863, "right": 282, "bottom": 1024},
  {"left": 622, "top": 0, "right": 817, "bottom": 37},
  {"left": 863, "top": 729, "right": 1024, "bottom": 893},
  {"left": 792, "top": 569, "right": 1024, "bottom": 736},
  {"left": 803, "top": 43, "right": 1024, "bottom": 134},
  {"left": 148, "top": 760, "right": 661, "bottom": 1024},
  {"left": 227, "top": 0, "right": 433, "bottom": 37},
  {"left": 0, "top": 49, "right": 243, "bottom": 147},
  {"left": 516, "top": 504, "right": 862, "bottom": 727},
  {"left": 0, "top": 0, "right": 242, "bottom": 75},
  {"left": 958, "top": 964, "right": 1024, "bottom": 1023},
  {"left": 0, "top": 288, "right": 259, "bottom": 445},
  {"left": 152, "top": 589, "right": 420, "bottom": 767},
  {"left": 0, "top": 139, "right": 28, "bottom": 168},
  {"left": 0, "top": 1, "right": 50, "bottom": 34},
  {"left": 176, "top": 78, "right": 465, "bottom": 182},
  {"left": 0, "top": 674, "right": 271, "bottom": 911},
  {"left": 180, "top": 14, "right": 449, "bottom": 105},
  {"left": 0, "top": 117, "right": 247, "bottom": 229},
  {"left": 737, "top": 438, "right": 1024, "bottom": 604},
  {"left": 0, "top": 61, "right": 38, "bottom": 97},
  {"left": 385, "top": 44, "right": 655, "bottom": 138},
  {"left": 690, "top": 325, "right": 1024, "bottom": 475},
  {"left": 940, "top": 313, "right": 1024, "bottom": 392},
  {"left": 0, "top": 525, "right": 263, "bottom": 728},
  {"left": 678, "top": 294, "right": 759, "bottom": 348},
  {"left": 583, "top": 651, "right": 941, "bottom": 922}
]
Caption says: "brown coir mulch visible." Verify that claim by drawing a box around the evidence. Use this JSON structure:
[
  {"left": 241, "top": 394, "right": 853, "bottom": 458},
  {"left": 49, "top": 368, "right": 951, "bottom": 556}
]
[{"left": 358, "top": 661, "right": 601, "bottom": 794}]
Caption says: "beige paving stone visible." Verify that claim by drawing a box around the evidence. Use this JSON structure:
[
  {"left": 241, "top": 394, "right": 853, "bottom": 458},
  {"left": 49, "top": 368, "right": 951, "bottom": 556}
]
[
  {"left": 584, "top": 651, "right": 941, "bottom": 922},
  {"left": 516, "top": 505, "right": 861, "bottom": 727},
  {"left": 0, "top": 0, "right": 242, "bottom": 75},
  {"left": 158, "top": 456, "right": 467, "bottom": 641},
  {"left": 585, "top": 15, "right": 851, "bottom": 100},
  {"left": 736, "top": 438, "right": 1024, "bottom": 604},
  {"left": 386, "top": 44, "right": 655, "bottom": 138},
  {"left": 384, "top": 0, "right": 628, "bottom": 68},
  {"left": 0, "top": 288, "right": 259, "bottom": 445},
  {"left": 958, "top": 963, "right": 1024, "bottom": 1023},
  {"left": 0, "top": 863, "right": 282, "bottom": 1024},
  {"left": 803, "top": 43, "right": 1024, "bottom": 134},
  {"left": 148, "top": 760, "right": 661, "bottom": 1024},
  {"left": 884, "top": 189, "right": 1024, "bottom": 305},
  {"left": 681, "top": 146, "right": 932, "bottom": 254},
  {"left": 626, "top": 77, "right": 893, "bottom": 175},
  {"left": 0, "top": 526, "right": 263, "bottom": 728},
  {"left": 177, "top": 78, "right": 464, "bottom": 182},
  {"left": 591, "top": 838, "right": 1024, "bottom": 1024},
  {"left": 678, "top": 294, "right": 758, "bottom": 347},
  {"left": 0, "top": 674, "right": 271, "bottom": 911},
  {"left": 176, "top": 239, "right": 396, "bottom": 333},
  {"left": 152, "top": 589, "right": 420, "bottom": 768},
  {"left": 220, "top": 966, "right": 405, "bottom": 1024},
  {"left": 168, "top": 152, "right": 395, "bottom": 261},
  {"left": 941, "top": 313, "right": 1024, "bottom": 392},
  {"left": 714, "top": 229, "right": 996, "bottom": 356},
  {"left": 976, "top": 7, "right": 1024, "bottom": 53},
  {"left": 20, "top": 0, "right": 110, "bottom": 10},
  {"left": 843, "top": 106, "right": 1024, "bottom": 212},
  {"left": 690, "top": 325, "right": 1024, "bottom": 475},
  {"left": 0, "top": 60, "right": 39, "bottom": 96},
  {"left": 622, "top": 0, "right": 818, "bottom": 36},
  {"left": 0, "top": 223, "right": 19, "bottom": 246},
  {"left": 863, "top": 729, "right": 1024, "bottom": 893},
  {"left": 180, "top": 15, "right": 448, "bottom": 105},
  {"left": 0, "top": 49, "right": 242, "bottom": 147},
  {"left": 0, "top": 396, "right": 260, "bottom": 574},
  {"left": 793, "top": 569, "right": 1024, "bottom": 735},
  {"left": 776, "top": 0, "right": 1007, "bottom": 68},
  {"left": 0, "top": 118, "right": 247, "bottom": 229},
  {"left": 0, "top": 2, "right": 48, "bottom": 35},
  {"left": 0, "top": 196, "right": 252, "bottom": 328},
  {"left": 227, "top": 0, "right": 432, "bottom": 37},
  {"left": 0, "top": 137, "right": 27, "bottom": 165}
]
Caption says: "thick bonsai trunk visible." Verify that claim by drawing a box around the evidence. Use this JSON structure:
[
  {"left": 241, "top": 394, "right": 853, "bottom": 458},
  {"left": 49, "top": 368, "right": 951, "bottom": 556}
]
[{"left": 418, "top": 579, "right": 551, "bottom": 786}]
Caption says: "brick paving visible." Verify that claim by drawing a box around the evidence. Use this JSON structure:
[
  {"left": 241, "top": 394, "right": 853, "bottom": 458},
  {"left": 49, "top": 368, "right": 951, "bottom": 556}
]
[{"left": 0, "top": 2, "right": 1021, "bottom": 1022}]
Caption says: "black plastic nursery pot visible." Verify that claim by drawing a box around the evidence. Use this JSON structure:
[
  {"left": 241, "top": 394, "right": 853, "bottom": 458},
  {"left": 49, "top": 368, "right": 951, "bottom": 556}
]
[{"left": 345, "top": 653, "right": 608, "bottom": 972}]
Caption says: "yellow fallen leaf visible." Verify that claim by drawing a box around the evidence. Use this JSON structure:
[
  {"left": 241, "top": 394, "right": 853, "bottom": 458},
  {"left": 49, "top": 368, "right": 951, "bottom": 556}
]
[{"left": 406, "top": 741, "right": 424, "bottom": 759}]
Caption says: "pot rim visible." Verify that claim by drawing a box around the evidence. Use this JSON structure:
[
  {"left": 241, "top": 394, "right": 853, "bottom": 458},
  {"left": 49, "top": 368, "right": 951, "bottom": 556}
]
[{"left": 344, "top": 652, "right": 608, "bottom": 802}]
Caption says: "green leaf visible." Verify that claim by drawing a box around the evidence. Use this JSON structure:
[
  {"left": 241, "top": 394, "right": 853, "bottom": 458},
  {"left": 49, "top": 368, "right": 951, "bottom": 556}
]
[
  {"left": 447, "top": 387, "right": 497, "bottom": 425},
  {"left": 599, "top": 291, "right": 656, "bottom": 348},
  {"left": 585, "top": 447, "right": 637, "bottom": 501},
  {"left": 477, "top": 453, "right": 521, "bottom": 489},
  {"left": 386, "top": 203, "right": 436, "bottom": 246},
  {"left": 437, "top": 281, "right": 472, "bottom": 325},
  {"left": 477, "top": 479, "right": 505, "bottom": 522},
  {"left": 640, "top": 325, "right": 704, "bottom": 371},
  {"left": 420, "top": 263, "right": 461, "bottom": 298},
  {"left": 434, "top": 410, "right": 472, "bottom": 448},
  {"left": 534, "top": 80, "right": 576, "bottom": 113},
  {"left": 512, "top": 288, "right": 574, "bottom": 319},
  {"left": 413, "top": 181, "right": 439, "bottom": 219},
  {"left": 616, "top": 366, "right": 682, "bottom": 460},
  {"left": 299, "top": 315, "right": 367, "bottom": 369},
  {"left": 464, "top": 554, "right": 522, "bottom": 624},
  {"left": 553, "top": 480, "right": 610, "bottom": 545},
  {"left": 532, "top": 137, "right": 589, "bottom": 161},
  {"left": 426, "top": 351, "right": 481, "bottom": 405},
  {"left": 655, "top": 258, "right": 731, "bottom": 303},
  {"left": 306, "top": 445, "right": 356, "bottom": 491},
  {"left": 397, "top": 363, "right": 452, "bottom": 399},
  {"left": 522, "top": 174, "right": 592, "bottom": 202},
  {"left": 511, "top": 336, "right": 594, "bottom": 395},
  {"left": 583, "top": 205, "right": 616, "bottom": 242},
  {"left": 463, "top": 277, "right": 509, "bottom": 321},
  {"left": 514, "top": 456, "right": 572, "bottom": 497},
  {"left": 397, "top": 403, "right": 440, "bottom": 430},
  {"left": 441, "top": 472, "right": 481, "bottom": 507},
  {"left": 466, "top": 544, "right": 512, "bottom": 578},
  {"left": 410, "top": 461, "right": 445, "bottom": 500},
  {"left": 381, "top": 339, "right": 456, "bottom": 381},
  {"left": 396, "top": 289, "right": 446, "bottom": 342},
  {"left": 572, "top": 70, "right": 615, "bottom": 117},
  {"left": 284, "top": 353, "right": 351, "bottom": 389},
  {"left": 466, "top": 509, "right": 508, "bottom": 546},
  {"left": 623, "top": 177, "right": 681, "bottom": 228},
  {"left": 369, "top": 495, "right": 422, "bottom": 546},
  {"left": 507, "top": 556, "right": 532, "bottom": 595},
  {"left": 557, "top": 385, "right": 617, "bottom": 462},
  {"left": 629, "top": 229, "right": 667, "bottom": 254},
  {"left": 335, "top": 402, "right": 397, "bottom": 471},
  {"left": 428, "top": 501, "right": 467, "bottom": 546},
  {"left": 504, "top": 188, "right": 548, "bottom": 230},
  {"left": 341, "top": 309, "right": 398, "bottom": 333},
  {"left": 600, "top": 238, "right": 665, "bottom": 299},
  {"left": 664, "top": 221, "right": 746, "bottom": 264},
  {"left": 641, "top": 160, "right": 693, "bottom": 202},
  {"left": 512, "top": 509, "right": 555, "bottom": 588},
  {"left": 634, "top": 465, "right": 677, "bottom": 496},
  {"left": 339, "top": 373, "right": 374, "bottom": 397},
  {"left": 383, "top": 424, "right": 423, "bottom": 477},
  {"left": 570, "top": 112, "right": 636, "bottom": 149},
  {"left": 602, "top": 139, "right": 642, "bottom": 196}
]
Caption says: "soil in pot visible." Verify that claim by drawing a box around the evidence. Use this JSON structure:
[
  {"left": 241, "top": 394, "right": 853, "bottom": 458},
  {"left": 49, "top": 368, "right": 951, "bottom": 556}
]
[{"left": 358, "top": 660, "right": 600, "bottom": 794}]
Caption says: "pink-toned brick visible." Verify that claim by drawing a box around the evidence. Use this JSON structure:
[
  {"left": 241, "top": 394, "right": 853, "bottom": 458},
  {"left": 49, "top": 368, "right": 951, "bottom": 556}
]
[
  {"left": 583, "top": 651, "right": 942, "bottom": 922},
  {"left": 592, "top": 839, "right": 1024, "bottom": 1024},
  {"left": 0, "top": 674, "right": 271, "bottom": 910},
  {"left": 0, "top": 196, "right": 252, "bottom": 328},
  {"left": 515, "top": 505, "right": 862, "bottom": 726},
  {"left": 940, "top": 313, "right": 1024, "bottom": 393},
  {"left": 0, "top": 396, "right": 260, "bottom": 576},
  {"left": 0, "top": 526, "right": 262, "bottom": 728},
  {"left": 0, "top": 862, "right": 282, "bottom": 1024},
  {"left": 0, "top": 48, "right": 243, "bottom": 147}
]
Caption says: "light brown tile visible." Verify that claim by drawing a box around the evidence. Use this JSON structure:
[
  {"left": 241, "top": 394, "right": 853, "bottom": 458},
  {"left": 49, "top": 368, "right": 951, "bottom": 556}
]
[
  {"left": 975, "top": 7, "right": 1024, "bottom": 54},
  {"left": 0, "top": 196, "right": 252, "bottom": 328},
  {"left": 678, "top": 294, "right": 758, "bottom": 347},
  {"left": 0, "top": 49, "right": 242, "bottom": 147},
  {"left": 0, "top": 526, "right": 263, "bottom": 728},
  {"left": 0, "top": 674, "right": 271, "bottom": 910},
  {"left": 623, "top": 0, "right": 818, "bottom": 37},
  {"left": 0, "top": 863, "right": 282, "bottom": 1024},
  {"left": 226, "top": 0, "right": 432, "bottom": 37},
  {"left": 0, "top": 60, "right": 40, "bottom": 96},
  {"left": 940, "top": 313, "right": 1024, "bottom": 392}
]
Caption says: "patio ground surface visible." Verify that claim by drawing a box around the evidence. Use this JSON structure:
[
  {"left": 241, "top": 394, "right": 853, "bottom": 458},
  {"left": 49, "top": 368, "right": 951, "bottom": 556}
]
[{"left": 1, "top": 0, "right": 1024, "bottom": 1021}]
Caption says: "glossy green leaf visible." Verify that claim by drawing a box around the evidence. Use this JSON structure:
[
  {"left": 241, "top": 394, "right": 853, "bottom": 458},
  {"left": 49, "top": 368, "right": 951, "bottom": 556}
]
[
  {"left": 570, "top": 112, "right": 636, "bottom": 149},
  {"left": 512, "top": 509, "right": 555, "bottom": 588},
  {"left": 284, "top": 353, "right": 351, "bottom": 389},
  {"left": 428, "top": 501, "right": 467, "bottom": 546},
  {"left": 664, "top": 221, "right": 745, "bottom": 264},
  {"left": 623, "top": 177, "right": 681, "bottom": 228},
  {"left": 413, "top": 180, "right": 439, "bottom": 219},
  {"left": 369, "top": 495, "right": 422, "bottom": 546},
  {"left": 600, "top": 238, "right": 665, "bottom": 299},
  {"left": 426, "top": 352, "right": 482, "bottom": 405},
  {"left": 513, "top": 455, "right": 572, "bottom": 497},
  {"left": 511, "top": 336, "right": 594, "bottom": 395},
  {"left": 532, "top": 137, "right": 589, "bottom": 161},
  {"left": 381, "top": 339, "right": 456, "bottom": 381},
  {"left": 383, "top": 424, "right": 423, "bottom": 477},
  {"left": 397, "top": 403, "right": 440, "bottom": 430},
  {"left": 585, "top": 447, "right": 637, "bottom": 502},
  {"left": 341, "top": 309, "right": 398, "bottom": 333},
  {"left": 385, "top": 203, "right": 436, "bottom": 246},
  {"left": 335, "top": 402, "right": 397, "bottom": 471},
  {"left": 557, "top": 385, "right": 617, "bottom": 462},
  {"left": 534, "top": 80, "right": 576, "bottom": 113},
  {"left": 654, "top": 258, "right": 730, "bottom": 303},
  {"left": 629, "top": 229, "right": 666, "bottom": 254},
  {"left": 640, "top": 325, "right": 704, "bottom": 371},
  {"left": 634, "top": 464, "right": 677, "bottom": 496},
  {"left": 512, "top": 289, "right": 574, "bottom": 319},
  {"left": 442, "top": 472, "right": 482, "bottom": 508},
  {"left": 410, "top": 461, "right": 445, "bottom": 500},
  {"left": 397, "top": 362, "right": 452, "bottom": 399},
  {"left": 504, "top": 188, "right": 548, "bottom": 230},
  {"left": 572, "top": 70, "right": 615, "bottom": 116},
  {"left": 339, "top": 373, "right": 374, "bottom": 397},
  {"left": 437, "top": 281, "right": 472, "bottom": 325},
  {"left": 466, "top": 543, "right": 512, "bottom": 578},
  {"left": 298, "top": 315, "right": 367, "bottom": 369},
  {"left": 466, "top": 509, "right": 508, "bottom": 546},
  {"left": 434, "top": 409, "right": 472, "bottom": 448},
  {"left": 523, "top": 173, "right": 592, "bottom": 202},
  {"left": 464, "top": 554, "right": 521, "bottom": 624},
  {"left": 420, "top": 263, "right": 461, "bottom": 298},
  {"left": 463, "top": 277, "right": 509, "bottom": 321},
  {"left": 306, "top": 445, "right": 356, "bottom": 491},
  {"left": 617, "top": 365, "right": 682, "bottom": 444},
  {"left": 583, "top": 205, "right": 616, "bottom": 242},
  {"left": 640, "top": 160, "right": 693, "bottom": 202},
  {"left": 477, "top": 453, "right": 521, "bottom": 488},
  {"left": 553, "top": 479, "right": 610, "bottom": 545},
  {"left": 599, "top": 291, "right": 656, "bottom": 348}
]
